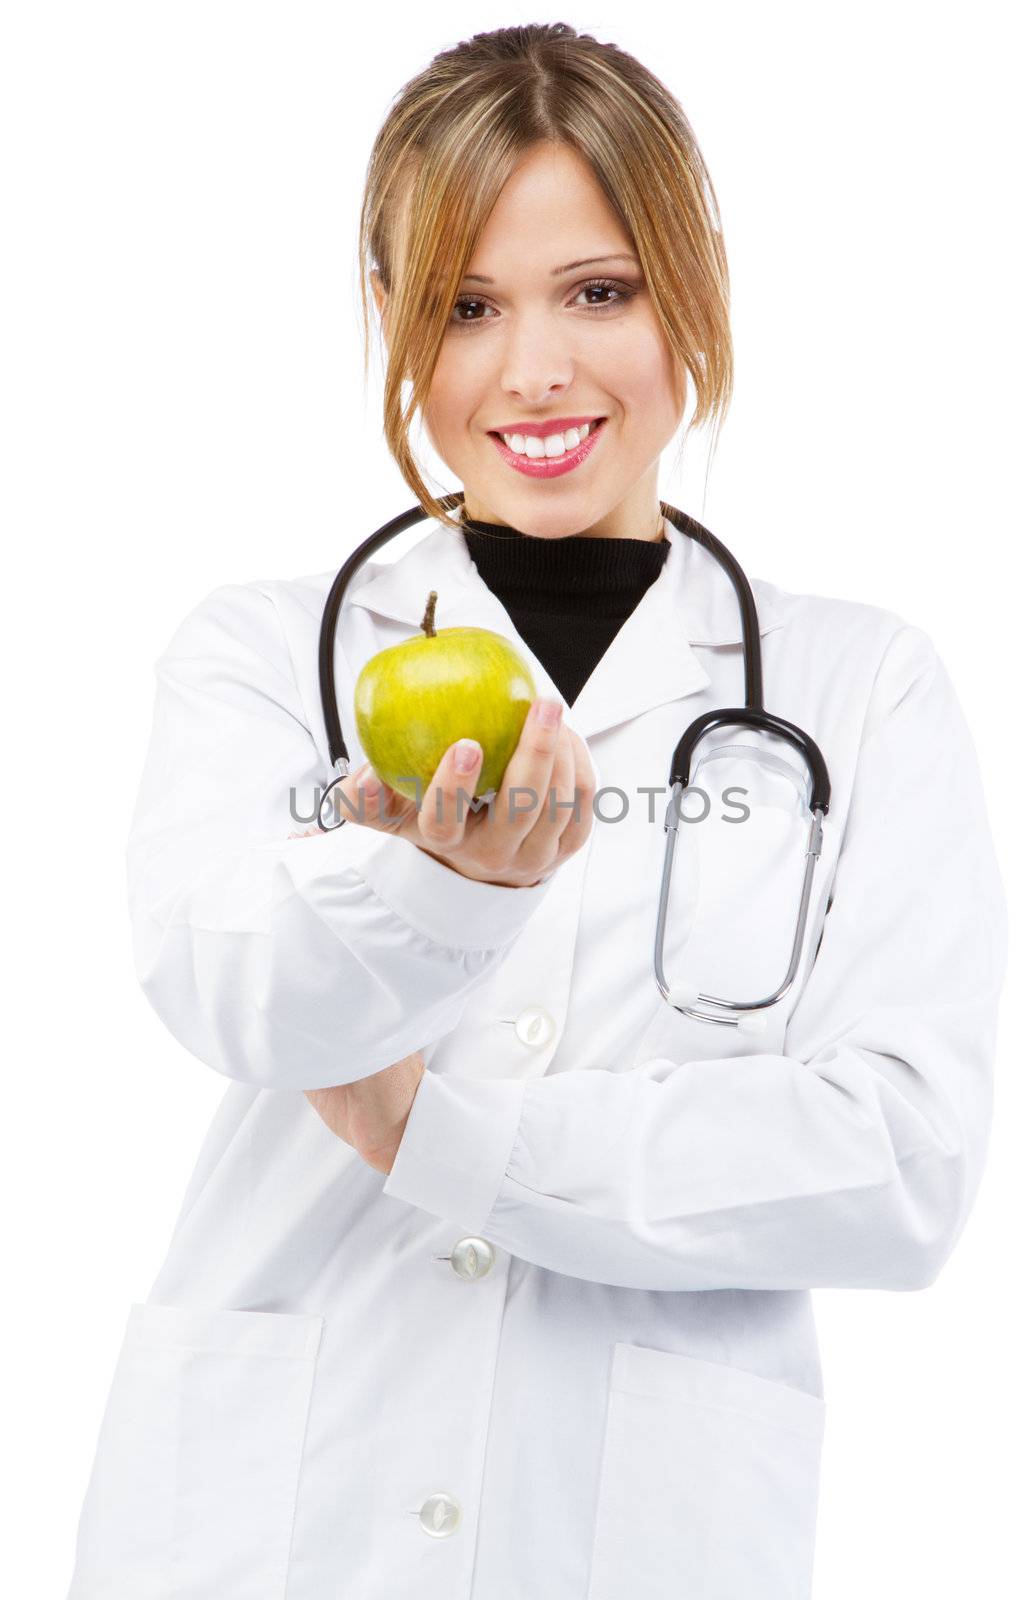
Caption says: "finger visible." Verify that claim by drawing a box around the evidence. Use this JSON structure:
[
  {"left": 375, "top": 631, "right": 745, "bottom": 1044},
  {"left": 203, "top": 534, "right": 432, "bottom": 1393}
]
[
  {"left": 326, "top": 761, "right": 414, "bottom": 833},
  {"left": 416, "top": 738, "right": 483, "bottom": 852},
  {"left": 482, "top": 698, "right": 565, "bottom": 851},
  {"left": 519, "top": 722, "right": 576, "bottom": 862},
  {"left": 555, "top": 728, "right": 597, "bottom": 859}
]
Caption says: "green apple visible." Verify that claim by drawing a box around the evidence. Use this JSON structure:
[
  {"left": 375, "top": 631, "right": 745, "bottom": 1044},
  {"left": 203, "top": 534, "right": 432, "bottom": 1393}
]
[{"left": 353, "top": 589, "right": 537, "bottom": 802}]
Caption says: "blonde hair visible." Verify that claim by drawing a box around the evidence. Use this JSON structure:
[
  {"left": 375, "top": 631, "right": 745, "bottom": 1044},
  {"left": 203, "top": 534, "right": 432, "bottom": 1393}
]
[{"left": 358, "top": 21, "right": 733, "bottom": 528}]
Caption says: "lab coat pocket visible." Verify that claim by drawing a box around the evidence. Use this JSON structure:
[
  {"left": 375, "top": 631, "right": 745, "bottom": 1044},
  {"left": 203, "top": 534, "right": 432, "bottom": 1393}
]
[
  {"left": 586, "top": 1342, "right": 825, "bottom": 1600},
  {"left": 68, "top": 1301, "right": 323, "bottom": 1600}
]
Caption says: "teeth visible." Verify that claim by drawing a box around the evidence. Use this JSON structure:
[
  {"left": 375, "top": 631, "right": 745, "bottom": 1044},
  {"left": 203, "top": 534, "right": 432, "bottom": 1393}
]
[{"left": 501, "top": 420, "right": 594, "bottom": 457}]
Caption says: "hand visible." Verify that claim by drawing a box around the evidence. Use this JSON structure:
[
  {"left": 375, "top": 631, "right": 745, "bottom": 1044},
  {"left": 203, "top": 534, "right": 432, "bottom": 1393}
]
[
  {"left": 303, "top": 1051, "right": 425, "bottom": 1175},
  {"left": 323, "top": 698, "right": 596, "bottom": 889}
]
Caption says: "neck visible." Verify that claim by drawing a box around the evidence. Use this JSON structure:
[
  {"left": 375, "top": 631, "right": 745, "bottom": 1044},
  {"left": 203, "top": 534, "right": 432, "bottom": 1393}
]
[{"left": 458, "top": 498, "right": 666, "bottom": 544}]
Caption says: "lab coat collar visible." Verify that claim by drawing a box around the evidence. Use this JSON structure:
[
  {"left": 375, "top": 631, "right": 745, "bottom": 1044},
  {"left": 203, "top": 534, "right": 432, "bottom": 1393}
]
[{"left": 345, "top": 510, "right": 790, "bottom": 743}]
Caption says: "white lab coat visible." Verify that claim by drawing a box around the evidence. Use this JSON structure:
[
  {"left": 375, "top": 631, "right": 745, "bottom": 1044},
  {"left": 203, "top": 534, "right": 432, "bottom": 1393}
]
[{"left": 67, "top": 509, "right": 1008, "bottom": 1599}]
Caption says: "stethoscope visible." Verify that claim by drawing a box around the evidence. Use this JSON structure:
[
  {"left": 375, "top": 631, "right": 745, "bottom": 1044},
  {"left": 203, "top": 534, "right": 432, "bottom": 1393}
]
[{"left": 316, "top": 493, "right": 831, "bottom": 1032}]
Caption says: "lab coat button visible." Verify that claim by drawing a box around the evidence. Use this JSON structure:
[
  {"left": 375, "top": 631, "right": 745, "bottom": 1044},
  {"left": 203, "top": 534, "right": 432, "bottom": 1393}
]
[
  {"left": 418, "top": 1493, "right": 462, "bottom": 1537},
  {"left": 514, "top": 1006, "right": 556, "bottom": 1047},
  {"left": 449, "top": 1236, "right": 495, "bottom": 1280}
]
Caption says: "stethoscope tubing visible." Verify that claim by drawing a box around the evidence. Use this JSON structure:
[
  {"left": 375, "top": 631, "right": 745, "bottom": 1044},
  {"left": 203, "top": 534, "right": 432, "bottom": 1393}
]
[{"left": 315, "top": 495, "right": 831, "bottom": 1028}]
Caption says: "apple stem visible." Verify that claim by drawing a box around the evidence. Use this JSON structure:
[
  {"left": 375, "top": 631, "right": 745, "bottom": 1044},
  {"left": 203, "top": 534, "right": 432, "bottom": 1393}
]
[{"left": 421, "top": 590, "right": 438, "bottom": 637}]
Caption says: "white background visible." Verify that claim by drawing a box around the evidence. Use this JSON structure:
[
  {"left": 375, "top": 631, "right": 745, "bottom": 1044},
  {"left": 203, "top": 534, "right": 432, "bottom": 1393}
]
[{"left": 3, "top": 3, "right": 1028, "bottom": 1594}]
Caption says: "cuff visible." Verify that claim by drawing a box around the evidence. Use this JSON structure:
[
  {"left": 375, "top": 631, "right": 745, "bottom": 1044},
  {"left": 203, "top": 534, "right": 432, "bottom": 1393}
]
[
  {"left": 381, "top": 1069, "right": 527, "bottom": 1232},
  {"left": 358, "top": 833, "right": 555, "bottom": 951}
]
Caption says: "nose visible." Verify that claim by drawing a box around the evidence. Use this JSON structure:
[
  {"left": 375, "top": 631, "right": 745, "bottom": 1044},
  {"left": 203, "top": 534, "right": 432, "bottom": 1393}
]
[{"left": 498, "top": 310, "right": 574, "bottom": 409}]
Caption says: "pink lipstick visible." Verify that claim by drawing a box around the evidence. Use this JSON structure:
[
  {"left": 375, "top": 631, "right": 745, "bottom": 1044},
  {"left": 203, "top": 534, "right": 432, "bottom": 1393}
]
[{"left": 489, "top": 417, "right": 607, "bottom": 479}]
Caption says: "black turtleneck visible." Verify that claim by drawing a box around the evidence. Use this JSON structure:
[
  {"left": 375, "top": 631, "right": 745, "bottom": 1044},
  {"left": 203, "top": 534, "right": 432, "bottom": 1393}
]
[{"left": 458, "top": 516, "right": 670, "bottom": 707}]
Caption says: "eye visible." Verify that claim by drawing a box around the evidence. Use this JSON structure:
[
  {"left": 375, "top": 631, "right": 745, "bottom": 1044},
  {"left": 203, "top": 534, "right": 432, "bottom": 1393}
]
[
  {"left": 450, "top": 295, "right": 494, "bottom": 328},
  {"left": 449, "top": 277, "right": 639, "bottom": 330},
  {"left": 574, "top": 277, "right": 638, "bottom": 310}
]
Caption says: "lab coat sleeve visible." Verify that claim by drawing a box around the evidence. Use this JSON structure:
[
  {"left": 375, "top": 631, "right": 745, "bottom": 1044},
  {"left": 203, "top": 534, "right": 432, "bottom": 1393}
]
[
  {"left": 382, "top": 624, "right": 1009, "bottom": 1292},
  {"left": 126, "top": 581, "right": 554, "bottom": 1092}
]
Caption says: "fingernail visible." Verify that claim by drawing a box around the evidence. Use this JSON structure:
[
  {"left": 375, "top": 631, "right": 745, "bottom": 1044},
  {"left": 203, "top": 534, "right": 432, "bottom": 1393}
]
[
  {"left": 357, "top": 762, "right": 381, "bottom": 793},
  {"left": 453, "top": 739, "right": 481, "bottom": 773},
  {"left": 533, "top": 699, "right": 563, "bottom": 727}
]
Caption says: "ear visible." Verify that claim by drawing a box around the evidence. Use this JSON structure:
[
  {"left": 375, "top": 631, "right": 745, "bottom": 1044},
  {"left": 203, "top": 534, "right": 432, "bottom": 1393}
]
[{"left": 371, "top": 267, "right": 388, "bottom": 320}]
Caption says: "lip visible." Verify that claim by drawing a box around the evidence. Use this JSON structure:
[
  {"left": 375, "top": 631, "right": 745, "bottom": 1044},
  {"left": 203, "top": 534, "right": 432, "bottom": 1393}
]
[
  {"left": 488, "top": 414, "right": 604, "bottom": 438},
  {"left": 489, "top": 417, "right": 607, "bottom": 479}
]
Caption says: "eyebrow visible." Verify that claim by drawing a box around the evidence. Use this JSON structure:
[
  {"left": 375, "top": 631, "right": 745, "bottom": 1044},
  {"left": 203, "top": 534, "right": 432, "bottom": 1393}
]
[{"left": 460, "top": 253, "right": 640, "bottom": 285}]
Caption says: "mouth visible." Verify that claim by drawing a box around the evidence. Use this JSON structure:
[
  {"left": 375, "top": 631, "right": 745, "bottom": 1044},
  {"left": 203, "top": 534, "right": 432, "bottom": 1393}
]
[{"left": 488, "top": 417, "right": 607, "bottom": 478}]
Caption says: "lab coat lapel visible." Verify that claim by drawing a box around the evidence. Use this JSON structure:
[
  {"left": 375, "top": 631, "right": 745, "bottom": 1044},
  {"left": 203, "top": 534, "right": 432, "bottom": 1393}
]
[{"left": 345, "top": 512, "right": 787, "bottom": 742}]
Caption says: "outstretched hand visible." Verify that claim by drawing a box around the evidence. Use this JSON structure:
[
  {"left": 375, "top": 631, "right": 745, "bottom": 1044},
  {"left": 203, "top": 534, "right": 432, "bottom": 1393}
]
[{"left": 314, "top": 699, "right": 595, "bottom": 889}]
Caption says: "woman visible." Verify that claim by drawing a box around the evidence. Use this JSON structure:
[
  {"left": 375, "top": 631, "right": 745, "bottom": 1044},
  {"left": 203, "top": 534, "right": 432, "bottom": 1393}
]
[{"left": 67, "top": 23, "right": 1007, "bottom": 1599}]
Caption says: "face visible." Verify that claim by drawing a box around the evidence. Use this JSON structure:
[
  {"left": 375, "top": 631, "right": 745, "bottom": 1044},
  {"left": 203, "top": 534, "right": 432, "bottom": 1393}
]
[{"left": 374, "top": 141, "right": 687, "bottom": 541}]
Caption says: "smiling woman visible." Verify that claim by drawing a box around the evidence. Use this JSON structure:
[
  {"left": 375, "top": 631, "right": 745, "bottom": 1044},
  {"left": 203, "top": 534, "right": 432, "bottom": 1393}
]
[
  {"left": 359, "top": 29, "right": 731, "bottom": 542},
  {"left": 65, "top": 19, "right": 1007, "bottom": 1600}
]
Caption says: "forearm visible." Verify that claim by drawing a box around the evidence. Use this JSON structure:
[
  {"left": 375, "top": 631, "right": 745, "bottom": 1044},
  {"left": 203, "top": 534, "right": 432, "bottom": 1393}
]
[{"left": 131, "top": 824, "right": 554, "bottom": 1091}]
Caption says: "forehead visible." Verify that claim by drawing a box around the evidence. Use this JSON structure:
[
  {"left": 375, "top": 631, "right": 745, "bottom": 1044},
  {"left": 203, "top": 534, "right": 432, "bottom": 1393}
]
[
  {"left": 464, "top": 145, "right": 635, "bottom": 276},
  {"left": 389, "top": 144, "right": 638, "bottom": 291}
]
